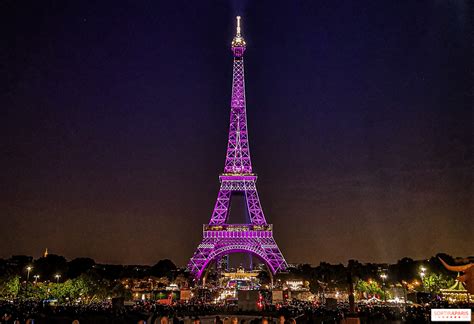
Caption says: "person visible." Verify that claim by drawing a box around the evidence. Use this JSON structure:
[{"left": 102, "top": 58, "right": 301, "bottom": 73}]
[
  {"left": 230, "top": 317, "right": 238, "bottom": 324},
  {"left": 72, "top": 320, "right": 80, "bottom": 324},
  {"left": 193, "top": 317, "right": 201, "bottom": 324},
  {"left": 215, "top": 315, "right": 223, "bottom": 324},
  {"left": 161, "top": 316, "right": 169, "bottom": 324},
  {"left": 261, "top": 318, "right": 269, "bottom": 324},
  {"left": 278, "top": 316, "right": 285, "bottom": 324}
]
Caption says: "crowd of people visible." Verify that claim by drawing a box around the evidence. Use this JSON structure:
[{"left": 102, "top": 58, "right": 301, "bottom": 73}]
[
  {"left": 0, "top": 299, "right": 471, "bottom": 323},
  {"left": 270, "top": 300, "right": 423, "bottom": 323},
  {"left": 0, "top": 300, "right": 146, "bottom": 324}
]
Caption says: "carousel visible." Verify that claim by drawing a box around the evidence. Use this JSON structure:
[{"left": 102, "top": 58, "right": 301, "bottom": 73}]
[{"left": 440, "top": 278, "right": 470, "bottom": 304}]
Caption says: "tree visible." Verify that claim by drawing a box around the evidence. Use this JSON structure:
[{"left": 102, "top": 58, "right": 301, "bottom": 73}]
[
  {"left": 33, "top": 254, "right": 68, "bottom": 281},
  {"left": 75, "top": 273, "right": 110, "bottom": 302},
  {"left": 355, "top": 279, "right": 369, "bottom": 297},
  {"left": 391, "top": 258, "right": 418, "bottom": 282},
  {"left": 67, "top": 258, "right": 95, "bottom": 278},
  {"left": 256, "top": 271, "right": 271, "bottom": 285},
  {"left": 355, "top": 279, "right": 389, "bottom": 300},
  {"left": 421, "top": 273, "right": 455, "bottom": 294},
  {"left": 0, "top": 275, "right": 20, "bottom": 298},
  {"left": 309, "top": 278, "right": 323, "bottom": 295},
  {"left": 293, "top": 264, "right": 313, "bottom": 280},
  {"left": 428, "top": 253, "right": 457, "bottom": 277},
  {"left": 150, "top": 259, "right": 176, "bottom": 279},
  {"left": 109, "top": 281, "right": 132, "bottom": 300}
]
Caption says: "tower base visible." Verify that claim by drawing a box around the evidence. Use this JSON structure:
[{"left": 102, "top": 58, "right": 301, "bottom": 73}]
[{"left": 188, "top": 225, "right": 287, "bottom": 279}]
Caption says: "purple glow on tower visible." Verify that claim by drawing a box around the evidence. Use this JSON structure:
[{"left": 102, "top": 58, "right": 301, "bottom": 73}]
[
  {"left": 187, "top": 17, "right": 287, "bottom": 280},
  {"left": 225, "top": 16, "right": 251, "bottom": 174}
]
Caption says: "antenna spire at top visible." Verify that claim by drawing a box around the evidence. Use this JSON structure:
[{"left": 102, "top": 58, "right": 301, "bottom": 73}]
[
  {"left": 231, "top": 16, "right": 246, "bottom": 55},
  {"left": 236, "top": 16, "right": 241, "bottom": 36}
]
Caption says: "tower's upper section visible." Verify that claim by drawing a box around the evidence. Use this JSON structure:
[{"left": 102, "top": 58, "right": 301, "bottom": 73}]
[
  {"left": 223, "top": 16, "right": 252, "bottom": 175},
  {"left": 231, "top": 16, "right": 246, "bottom": 57}
]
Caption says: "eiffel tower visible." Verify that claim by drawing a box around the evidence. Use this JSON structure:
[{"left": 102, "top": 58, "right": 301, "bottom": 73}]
[{"left": 187, "top": 16, "right": 287, "bottom": 280}]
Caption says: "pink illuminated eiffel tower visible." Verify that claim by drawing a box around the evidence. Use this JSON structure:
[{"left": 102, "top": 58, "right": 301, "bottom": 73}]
[{"left": 187, "top": 17, "right": 288, "bottom": 280}]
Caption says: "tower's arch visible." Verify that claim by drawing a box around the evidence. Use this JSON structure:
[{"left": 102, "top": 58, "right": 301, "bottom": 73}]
[{"left": 196, "top": 245, "right": 277, "bottom": 279}]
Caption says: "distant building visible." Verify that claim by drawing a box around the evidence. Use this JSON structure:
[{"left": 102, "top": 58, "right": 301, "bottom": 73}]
[{"left": 7, "top": 255, "right": 33, "bottom": 269}]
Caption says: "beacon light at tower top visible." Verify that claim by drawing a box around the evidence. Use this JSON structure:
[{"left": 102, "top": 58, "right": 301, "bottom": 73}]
[{"left": 231, "top": 16, "right": 246, "bottom": 49}]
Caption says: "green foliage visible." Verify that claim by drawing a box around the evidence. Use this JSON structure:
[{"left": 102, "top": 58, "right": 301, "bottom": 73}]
[
  {"left": 355, "top": 279, "right": 390, "bottom": 300},
  {"left": 0, "top": 275, "right": 20, "bottom": 298},
  {"left": 421, "top": 273, "right": 455, "bottom": 294},
  {"left": 1, "top": 272, "right": 131, "bottom": 303}
]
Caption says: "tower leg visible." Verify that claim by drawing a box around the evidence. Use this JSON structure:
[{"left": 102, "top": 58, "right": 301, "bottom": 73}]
[
  {"left": 210, "top": 189, "right": 231, "bottom": 225},
  {"left": 245, "top": 188, "right": 266, "bottom": 225}
]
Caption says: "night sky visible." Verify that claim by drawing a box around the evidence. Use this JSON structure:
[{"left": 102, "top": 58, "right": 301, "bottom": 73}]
[{"left": 1, "top": 1, "right": 472, "bottom": 266}]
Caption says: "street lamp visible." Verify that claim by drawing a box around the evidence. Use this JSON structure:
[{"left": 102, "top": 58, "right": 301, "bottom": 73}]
[
  {"left": 419, "top": 267, "right": 426, "bottom": 281},
  {"left": 419, "top": 266, "right": 427, "bottom": 293},
  {"left": 55, "top": 274, "right": 61, "bottom": 284},
  {"left": 33, "top": 275, "right": 40, "bottom": 284},
  {"left": 26, "top": 266, "right": 33, "bottom": 281},
  {"left": 380, "top": 274, "right": 388, "bottom": 302}
]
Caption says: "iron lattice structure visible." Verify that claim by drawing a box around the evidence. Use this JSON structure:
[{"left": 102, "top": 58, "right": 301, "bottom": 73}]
[{"left": 188, "top": 17, "right": 288, "bottom": 279}]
